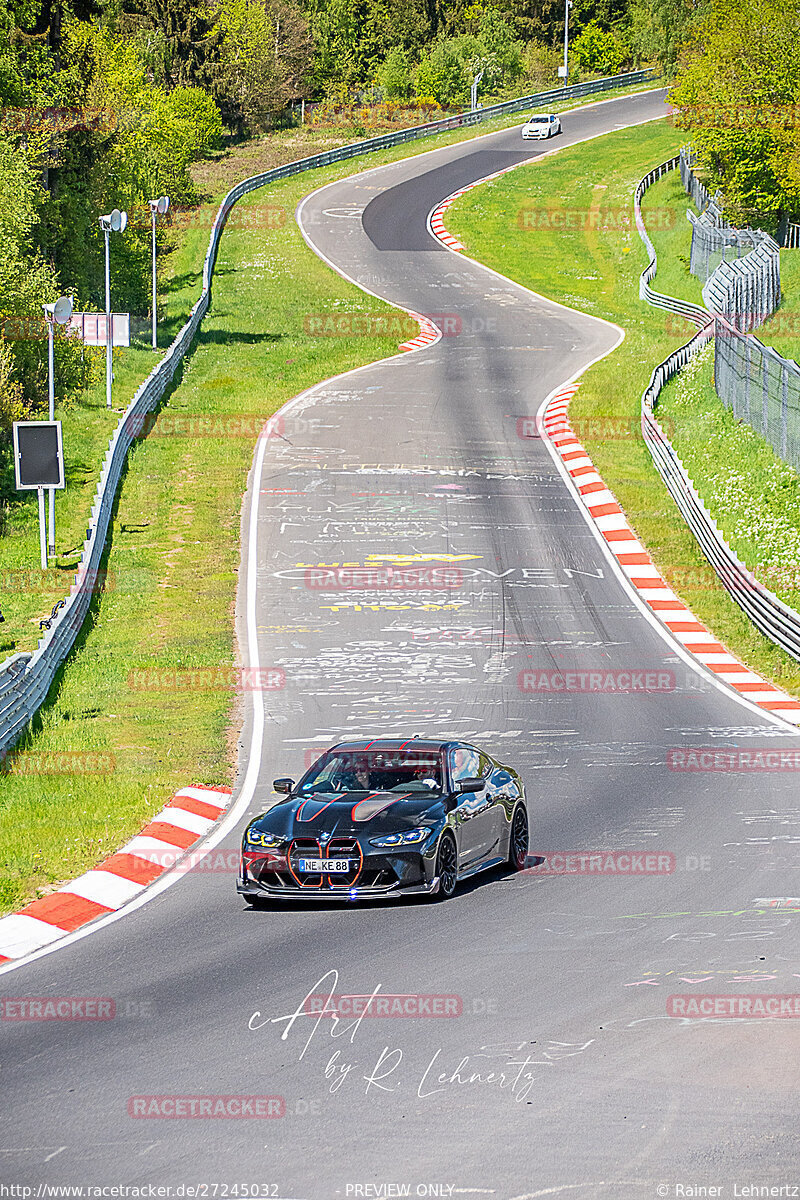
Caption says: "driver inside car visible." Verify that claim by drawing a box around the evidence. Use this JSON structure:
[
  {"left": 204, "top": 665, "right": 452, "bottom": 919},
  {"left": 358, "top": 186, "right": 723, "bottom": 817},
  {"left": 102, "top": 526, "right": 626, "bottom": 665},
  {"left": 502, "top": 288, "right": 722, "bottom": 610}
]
[{"left": 335, "top": 755, "right": 372, "bottom": 791}]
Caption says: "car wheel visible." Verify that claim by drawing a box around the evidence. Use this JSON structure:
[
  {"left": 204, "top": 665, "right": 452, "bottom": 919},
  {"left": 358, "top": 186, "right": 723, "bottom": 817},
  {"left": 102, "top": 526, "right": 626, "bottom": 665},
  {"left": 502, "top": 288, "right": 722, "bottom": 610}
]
[
  {"left": 508, "top": 805, "right": 529, "bottom": 872},
  {"left": 432, "top": 833, "right": 458, "bottom": 900}
]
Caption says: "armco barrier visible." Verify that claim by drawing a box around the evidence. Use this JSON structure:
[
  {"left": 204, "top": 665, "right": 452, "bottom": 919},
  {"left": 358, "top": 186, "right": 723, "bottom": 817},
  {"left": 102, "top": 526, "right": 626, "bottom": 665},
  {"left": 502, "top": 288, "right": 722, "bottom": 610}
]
[
  {"left": 635, "top": 156, "right": 709, "bottom": 330},
  {"left": 0, "top": 70, "right": 658, "bottom": 757},
  {"left": 636, "top": 159, "right": 800, "bottom": 664}
]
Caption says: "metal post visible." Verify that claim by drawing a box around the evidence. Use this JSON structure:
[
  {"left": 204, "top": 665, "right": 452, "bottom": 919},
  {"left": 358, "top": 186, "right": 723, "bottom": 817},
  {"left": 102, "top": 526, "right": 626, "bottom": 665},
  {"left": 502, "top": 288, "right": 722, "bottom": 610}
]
[
  {"left": 37, "top": 487, "right": 47, "bottom": 571},
  {"left": 47, "top": 318, "right": 55, "bottom": 557},
  {"left": 104, "top": 225, "right": 112, "bottom": 409},
  {"left": 563, "top": 0, "right": 571, "bottom": 85},
  {"left": 152, "top": 207, "right": 157, "bottom": 351}
]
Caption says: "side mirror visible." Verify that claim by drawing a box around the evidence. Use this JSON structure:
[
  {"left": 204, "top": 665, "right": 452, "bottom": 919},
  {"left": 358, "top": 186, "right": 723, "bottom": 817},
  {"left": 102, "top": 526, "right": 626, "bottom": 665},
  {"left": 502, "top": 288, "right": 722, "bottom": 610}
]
[
  {"left": 456, "top": 777, "right": 484, "bottom": 794},
  {"left": 273, "top": 777, "right": 295, "bottom": 794}
]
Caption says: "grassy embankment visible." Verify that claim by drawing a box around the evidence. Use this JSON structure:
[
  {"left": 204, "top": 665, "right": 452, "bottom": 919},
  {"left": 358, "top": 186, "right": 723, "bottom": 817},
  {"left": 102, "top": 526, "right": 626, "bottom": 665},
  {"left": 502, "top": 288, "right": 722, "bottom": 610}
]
[
  {"left": 0, "top": 82, "right": 664, "bottom": 916},
  {"left": 445, "top": 118, "right": 800, "bottom": 697}
]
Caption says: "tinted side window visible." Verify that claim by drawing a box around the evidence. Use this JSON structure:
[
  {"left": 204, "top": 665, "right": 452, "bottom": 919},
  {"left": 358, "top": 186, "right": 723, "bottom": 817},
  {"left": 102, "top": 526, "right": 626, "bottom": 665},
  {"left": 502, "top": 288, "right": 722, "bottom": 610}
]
[
  {"left": 449, "top": 747, "right": 481, "bottom": 782},
  {"left": 476, "top": 752, "right": 493, "bottom": 778}
]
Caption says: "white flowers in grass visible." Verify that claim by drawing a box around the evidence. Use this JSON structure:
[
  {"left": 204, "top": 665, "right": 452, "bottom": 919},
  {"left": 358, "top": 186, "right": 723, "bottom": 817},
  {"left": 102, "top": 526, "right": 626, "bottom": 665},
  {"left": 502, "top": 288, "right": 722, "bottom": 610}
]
[{"left": 660, "top": 342, "right": 800, "bottom": 602}]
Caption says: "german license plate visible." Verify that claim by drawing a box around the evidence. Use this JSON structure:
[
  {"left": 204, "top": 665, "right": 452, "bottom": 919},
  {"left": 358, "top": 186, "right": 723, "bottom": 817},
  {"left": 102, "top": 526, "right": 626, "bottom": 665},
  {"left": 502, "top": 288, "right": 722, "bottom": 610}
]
[{"left": 298, "top": 857, "right": 350, "bottom": 873}]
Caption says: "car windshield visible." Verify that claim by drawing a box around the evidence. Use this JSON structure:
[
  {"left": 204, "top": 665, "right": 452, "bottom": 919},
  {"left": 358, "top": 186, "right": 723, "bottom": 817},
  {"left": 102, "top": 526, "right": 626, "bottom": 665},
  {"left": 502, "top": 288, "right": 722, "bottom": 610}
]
[
  {"left": 528, "top": 116, "right": 549, "bottom": 123},
  {"left": 298, "top": 749, "right": 444, "bottom": 795}
]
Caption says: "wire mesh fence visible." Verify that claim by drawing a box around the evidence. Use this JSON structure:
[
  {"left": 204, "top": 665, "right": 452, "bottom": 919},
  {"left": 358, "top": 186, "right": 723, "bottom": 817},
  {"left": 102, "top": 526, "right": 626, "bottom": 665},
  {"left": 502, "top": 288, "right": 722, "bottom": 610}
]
[
  {"left": 680, "top": 147, "right": 781, "bottom": 329},
  {"left": 714, "top": 320, "right": 800, "bottom": 472},
  {"left": 679, "top": 149, "right": 718, "bottom": 215}
]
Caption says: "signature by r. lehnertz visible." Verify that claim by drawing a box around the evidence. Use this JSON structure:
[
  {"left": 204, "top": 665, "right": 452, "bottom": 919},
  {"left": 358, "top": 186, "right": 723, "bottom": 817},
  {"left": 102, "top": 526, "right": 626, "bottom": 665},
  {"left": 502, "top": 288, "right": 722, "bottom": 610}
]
[{"left": 248, "top": 969, "right": 593, "bottom": 1102}]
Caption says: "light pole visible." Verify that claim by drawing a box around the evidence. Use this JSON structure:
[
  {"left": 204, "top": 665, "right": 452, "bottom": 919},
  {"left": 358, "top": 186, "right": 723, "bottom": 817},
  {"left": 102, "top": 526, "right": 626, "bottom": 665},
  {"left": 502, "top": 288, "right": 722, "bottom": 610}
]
[
  {"left": 98, "top": 208, "right": 128, "bottom": 408},
  {"left": 42, "top": 295, "right": 73, "bottom": 558},
  {"left": 471, "top": 70, "right": 484, "bottom": 112},
  {"left": 148, "top": 196, "right": 169, "bottom": 350},
  {"left": 562, "top": 0, "right": 573, "bottom": 85}
]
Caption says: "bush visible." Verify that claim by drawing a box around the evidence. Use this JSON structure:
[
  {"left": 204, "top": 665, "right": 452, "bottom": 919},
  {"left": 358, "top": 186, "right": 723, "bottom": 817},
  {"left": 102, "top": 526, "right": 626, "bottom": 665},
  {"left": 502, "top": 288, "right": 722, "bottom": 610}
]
[
  {"left": 414, "top": 40, "right": 471, "bottom": 107},
  {"left": 521, "top": 41, "right": 562, "bottom": 88},
  {"left": 572, "top": 22, "right": 628, "bottom": 76},
  {"left": 377, "top": 47, "right": 414, "bottom": 101}
]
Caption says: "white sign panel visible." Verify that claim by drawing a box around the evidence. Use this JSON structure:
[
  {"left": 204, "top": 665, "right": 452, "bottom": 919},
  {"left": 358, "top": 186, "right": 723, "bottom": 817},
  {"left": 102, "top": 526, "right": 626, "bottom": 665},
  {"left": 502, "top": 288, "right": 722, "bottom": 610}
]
[{"left": 68, "top": 312, "right": 130, "bottom": 347}]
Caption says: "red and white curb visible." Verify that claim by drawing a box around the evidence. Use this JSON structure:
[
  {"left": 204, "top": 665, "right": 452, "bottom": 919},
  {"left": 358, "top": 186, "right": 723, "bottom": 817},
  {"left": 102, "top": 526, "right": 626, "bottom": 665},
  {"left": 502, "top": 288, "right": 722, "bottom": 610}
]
[
  {"left": 399, "top": 312, "right": 441, "bottom": 352},
  {"left": 541, "top": 387, "right": 800, "bottom": 723},
  {"left": 0, "top": 785, "right": 233, "bottom": 964},
  {"left": 428, "top": 164, "right": 519, "bottom": 254}
]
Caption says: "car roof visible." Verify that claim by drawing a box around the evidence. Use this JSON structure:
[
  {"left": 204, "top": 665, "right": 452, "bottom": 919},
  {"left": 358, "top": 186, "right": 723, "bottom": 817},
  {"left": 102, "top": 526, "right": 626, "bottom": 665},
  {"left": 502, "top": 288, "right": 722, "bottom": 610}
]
[{"left": 327, "top": 738, "right": 452, "bottom": 753}]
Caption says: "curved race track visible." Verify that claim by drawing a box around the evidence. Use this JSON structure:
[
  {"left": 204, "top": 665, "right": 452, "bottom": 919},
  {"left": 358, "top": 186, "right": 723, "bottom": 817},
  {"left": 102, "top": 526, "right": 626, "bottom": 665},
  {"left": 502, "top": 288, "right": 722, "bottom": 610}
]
[{"left": 2, "top": 90, "right": 800, "bottom": 1199}]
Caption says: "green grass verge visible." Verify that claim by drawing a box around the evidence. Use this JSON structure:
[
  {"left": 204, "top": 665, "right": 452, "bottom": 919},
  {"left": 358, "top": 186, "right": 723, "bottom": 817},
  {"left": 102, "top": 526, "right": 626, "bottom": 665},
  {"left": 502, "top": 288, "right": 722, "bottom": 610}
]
[
  {"left": 446, "top": 118, "right": 800, "bottom": 697},
  {"left": 659, "top": 346, "right": 800, "bottom": 600},
  {"left": 641, "top": 170, "right": 704, "bottom": 308}
]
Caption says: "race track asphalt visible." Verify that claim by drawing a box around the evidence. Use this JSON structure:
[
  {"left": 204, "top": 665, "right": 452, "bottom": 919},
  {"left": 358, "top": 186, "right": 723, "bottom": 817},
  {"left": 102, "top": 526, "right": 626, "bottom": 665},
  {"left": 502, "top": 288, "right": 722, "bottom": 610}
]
[{"left": 2, "top": 89, "right": 799, "bottom": 1199}]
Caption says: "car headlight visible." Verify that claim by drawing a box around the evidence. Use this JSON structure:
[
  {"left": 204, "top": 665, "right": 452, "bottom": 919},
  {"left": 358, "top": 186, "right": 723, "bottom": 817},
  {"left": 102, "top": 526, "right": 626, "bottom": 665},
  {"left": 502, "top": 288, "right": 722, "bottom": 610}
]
[
  {"left": 369, "top": 827, "right": 431, "bottom": 848},
  {"left": 245, "top": 829, "right": 285, "bottom": 849}
]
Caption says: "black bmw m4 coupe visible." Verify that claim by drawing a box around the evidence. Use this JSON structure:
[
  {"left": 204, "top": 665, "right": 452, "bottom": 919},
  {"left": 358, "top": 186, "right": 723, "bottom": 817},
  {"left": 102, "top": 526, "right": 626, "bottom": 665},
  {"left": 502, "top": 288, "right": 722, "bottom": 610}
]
[{"left": 238, "top": 738, "right": 528, "bottom": 903}]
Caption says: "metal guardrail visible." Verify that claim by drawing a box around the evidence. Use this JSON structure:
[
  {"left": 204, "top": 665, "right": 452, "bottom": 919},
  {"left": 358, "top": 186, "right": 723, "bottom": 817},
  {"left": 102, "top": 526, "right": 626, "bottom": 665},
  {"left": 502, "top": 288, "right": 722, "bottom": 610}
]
[
  {"left": 636, "top": 159, "right": 800, "bottom": 664},
  {"left": 0, "top": 69, "right": 659, "bottom": 757},
  {"left": 635, "top": 156, "right": 710, "bottom": 329}
]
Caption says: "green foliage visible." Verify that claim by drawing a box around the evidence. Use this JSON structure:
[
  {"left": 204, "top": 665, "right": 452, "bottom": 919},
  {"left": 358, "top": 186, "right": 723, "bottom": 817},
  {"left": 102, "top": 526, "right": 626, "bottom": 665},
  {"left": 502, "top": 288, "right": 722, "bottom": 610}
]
[
  {"left": 413, "top": 9, "right": 523, "bottom": 105},
  {"left": 376, "top": 45, "right": 414, "bottom": 99},
  {"left": 519, "top": 38, "right": 561, "bottom": 85},
  {"left": 628, "top": 0, "right": 707, "bottom": 74},
  {"left": 571, "top": 20, "right": 628, "bottom": 74},
  {"left": 0, "top": 134, "right": 87, "bottom": 407},
  {"left": 215, "top": 0, "right": 312, "bottom": 132},
  {"left": 414, "top": 38, "right": 470, "bottom": 105},
  {"left": 670, "top": 0, "right": 800, "bottom": 222}
]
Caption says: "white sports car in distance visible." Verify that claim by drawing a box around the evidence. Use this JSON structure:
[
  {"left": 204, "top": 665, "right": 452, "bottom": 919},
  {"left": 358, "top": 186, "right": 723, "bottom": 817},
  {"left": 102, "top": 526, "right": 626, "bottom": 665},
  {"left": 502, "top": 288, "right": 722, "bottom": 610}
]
[{"left": 521, "top": 114, "right": 561, "bottom": 139}]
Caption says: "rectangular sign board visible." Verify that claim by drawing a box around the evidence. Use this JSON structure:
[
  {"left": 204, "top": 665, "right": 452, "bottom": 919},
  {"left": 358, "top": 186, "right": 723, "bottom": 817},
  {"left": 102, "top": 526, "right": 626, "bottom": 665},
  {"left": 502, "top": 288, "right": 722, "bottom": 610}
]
[
  {"left": 68, "top": 312, "right": 130, "bottom": 348},
  {"left": 13, "top": 421, "right": 65, "bottom": 490}
]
